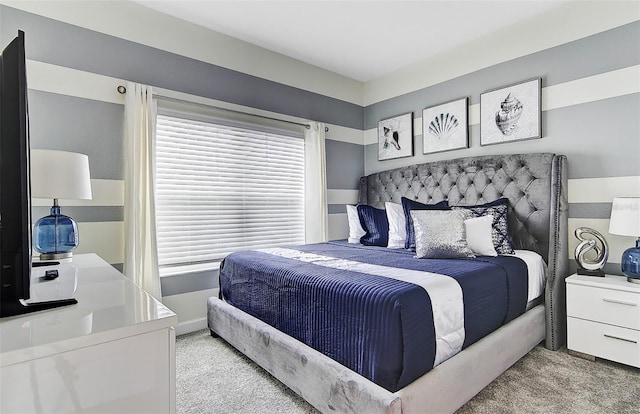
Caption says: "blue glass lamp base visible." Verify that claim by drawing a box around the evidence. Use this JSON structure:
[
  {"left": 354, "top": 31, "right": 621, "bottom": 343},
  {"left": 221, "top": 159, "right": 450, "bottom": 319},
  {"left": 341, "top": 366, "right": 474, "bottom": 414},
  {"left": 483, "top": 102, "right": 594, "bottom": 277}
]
[
  {"left": 33, "top": 205, "right": 79, "bottom": 260},
  {"left": 621, "top": 238, "right": 640, "bottom": 284}
]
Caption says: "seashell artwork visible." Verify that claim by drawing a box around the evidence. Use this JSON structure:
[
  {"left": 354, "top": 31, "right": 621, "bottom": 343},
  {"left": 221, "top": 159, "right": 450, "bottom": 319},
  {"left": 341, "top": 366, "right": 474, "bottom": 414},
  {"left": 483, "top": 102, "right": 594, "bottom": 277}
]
[
  {"left": 495, "top": 93, "right": 523, "bottom": 136},
  {"left": 480, "top": 78, "right": 541, "bottom": 146},
  {"left": 378, "top": 112, "right": 413, "bottom": 160},
  {"left": 428, "top": 113, "right": 459, "bottom": 140},
  {"left": 382, "top": 126, "right": 401, "bottom": 150}
]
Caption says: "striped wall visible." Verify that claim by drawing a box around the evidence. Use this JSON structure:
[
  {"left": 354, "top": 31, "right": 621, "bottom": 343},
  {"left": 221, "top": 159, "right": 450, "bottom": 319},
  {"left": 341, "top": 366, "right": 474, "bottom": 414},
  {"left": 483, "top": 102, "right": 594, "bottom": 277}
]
[
  {"left": 1, "top": 6, "right": 363, "bottom": 250},
  {"left": 2, "top": 1, "right": 638, "bottom": 331},
  {"left": 1, "top": 2, "right": 363, "bottom": 332},
  {"left": 362, "top": 21, "right": 640, "bottom": 275}
]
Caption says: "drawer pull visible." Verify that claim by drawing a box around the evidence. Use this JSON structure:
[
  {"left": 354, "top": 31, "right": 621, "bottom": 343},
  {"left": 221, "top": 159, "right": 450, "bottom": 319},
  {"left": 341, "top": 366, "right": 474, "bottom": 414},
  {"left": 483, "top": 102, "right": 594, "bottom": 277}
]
[
  {"left": 604, "top": 333, "right": 638, "bottom": 344},
  {"left": 602, "top": 297, "right": 637, "bottom": 306}
]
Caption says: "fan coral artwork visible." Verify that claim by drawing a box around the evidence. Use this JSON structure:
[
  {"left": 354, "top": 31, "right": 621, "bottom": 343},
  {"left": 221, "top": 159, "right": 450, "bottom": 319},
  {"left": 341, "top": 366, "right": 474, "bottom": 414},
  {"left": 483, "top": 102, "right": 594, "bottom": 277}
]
[
  {"left": 378, "top": 112, "right": 413, "bottom": 160},
  {"left": 480, "top": 78, "right": 541, "bottom": 146},
  {"left": 422, "top": 98, "right": 468, "bottom": 154}
]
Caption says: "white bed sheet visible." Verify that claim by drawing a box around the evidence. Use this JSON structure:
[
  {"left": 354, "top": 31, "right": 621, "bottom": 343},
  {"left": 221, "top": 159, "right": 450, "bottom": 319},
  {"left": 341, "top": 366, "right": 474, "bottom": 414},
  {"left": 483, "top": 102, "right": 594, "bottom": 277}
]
[{"left": 512, "top": 250, "right": 547, "bottom": 302}]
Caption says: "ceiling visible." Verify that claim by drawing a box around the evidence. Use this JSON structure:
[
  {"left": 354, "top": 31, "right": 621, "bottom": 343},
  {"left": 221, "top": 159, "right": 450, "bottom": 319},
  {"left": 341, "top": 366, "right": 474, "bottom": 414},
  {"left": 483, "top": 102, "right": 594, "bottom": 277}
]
[{"left": 134, "top": 1, "right": 572, "bottom": 83}]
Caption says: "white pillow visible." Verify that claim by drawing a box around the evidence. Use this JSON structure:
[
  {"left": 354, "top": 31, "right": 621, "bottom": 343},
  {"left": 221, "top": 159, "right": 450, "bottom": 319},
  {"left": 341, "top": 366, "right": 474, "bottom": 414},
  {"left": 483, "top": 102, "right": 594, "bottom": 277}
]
[
  {"left": 346, "top": 205, "right": 366, "bottom": 243},
  {"left": 464, "top": 215, "right": 498, "bottom": 256},
  {"left": 385, "top": 202, "right": 406, "bottom": 249}
]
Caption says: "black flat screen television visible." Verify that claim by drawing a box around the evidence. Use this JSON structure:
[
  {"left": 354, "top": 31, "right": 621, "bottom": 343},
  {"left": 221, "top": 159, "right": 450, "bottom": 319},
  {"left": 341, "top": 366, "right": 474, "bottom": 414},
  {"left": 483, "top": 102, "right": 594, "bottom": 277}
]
[{"left": 1, "top": 30, "right": 76, "bottom": 317}]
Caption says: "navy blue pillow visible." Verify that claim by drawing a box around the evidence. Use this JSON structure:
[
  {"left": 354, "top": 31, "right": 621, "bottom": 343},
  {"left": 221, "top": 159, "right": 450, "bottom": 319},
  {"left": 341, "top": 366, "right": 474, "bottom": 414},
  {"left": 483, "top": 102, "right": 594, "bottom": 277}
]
[
  {"left": 357, "top": 205, "right": 389, "bottom": 247},
  {"left": 401, "top": 197, "right": 450, "bottom": 249}
]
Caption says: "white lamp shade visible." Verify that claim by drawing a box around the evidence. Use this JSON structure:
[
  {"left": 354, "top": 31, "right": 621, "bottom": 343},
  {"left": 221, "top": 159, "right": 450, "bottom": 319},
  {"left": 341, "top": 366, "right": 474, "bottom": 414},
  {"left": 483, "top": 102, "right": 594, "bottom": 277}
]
[
  {"left": 30, "top": 149, "right": 92, "bottom": 200},
  {"left": 608, "top": 197, "right": 640, "bottom": 237}
]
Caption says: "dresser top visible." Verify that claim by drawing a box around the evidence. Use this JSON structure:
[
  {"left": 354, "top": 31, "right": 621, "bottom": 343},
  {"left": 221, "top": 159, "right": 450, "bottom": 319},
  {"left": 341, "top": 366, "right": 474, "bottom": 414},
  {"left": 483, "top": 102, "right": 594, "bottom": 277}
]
[
  {"left": 566, "top": 273, "right": 640, "bottom": 294},
  {"left": 0, "top": 254, "right": 177, "bottom": 366}
]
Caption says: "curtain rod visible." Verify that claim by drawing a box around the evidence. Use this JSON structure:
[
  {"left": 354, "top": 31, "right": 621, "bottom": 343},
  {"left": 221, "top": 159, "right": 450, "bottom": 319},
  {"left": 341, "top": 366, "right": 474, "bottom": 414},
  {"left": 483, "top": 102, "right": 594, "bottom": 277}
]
[{"left": 117, "top": 85, "right": 329, "bottom": 132}]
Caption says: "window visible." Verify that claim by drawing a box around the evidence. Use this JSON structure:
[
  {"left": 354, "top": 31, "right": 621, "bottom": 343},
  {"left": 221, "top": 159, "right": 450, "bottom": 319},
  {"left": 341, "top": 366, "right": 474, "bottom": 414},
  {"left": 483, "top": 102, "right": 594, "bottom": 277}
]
[{"left": 155, "top": 111, "right": 305, "bottom": 276}]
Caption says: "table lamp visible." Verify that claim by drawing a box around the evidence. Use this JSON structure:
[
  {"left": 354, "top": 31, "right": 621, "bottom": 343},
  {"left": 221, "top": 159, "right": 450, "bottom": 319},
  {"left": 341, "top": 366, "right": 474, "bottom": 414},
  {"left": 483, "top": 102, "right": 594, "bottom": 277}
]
[
  {"left": 608, "top": 197, "right": 640, "bottom": 284},
  {"left": 30, "top": 149, "right": 92, "bottom": 260}
]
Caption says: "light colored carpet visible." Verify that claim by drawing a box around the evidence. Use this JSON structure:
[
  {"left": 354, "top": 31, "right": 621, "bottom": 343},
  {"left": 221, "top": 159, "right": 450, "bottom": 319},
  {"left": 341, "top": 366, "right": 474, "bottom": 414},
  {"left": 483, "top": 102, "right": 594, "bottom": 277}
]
[{"left": 176, "top": 329, "right": 640, "bottom": 413}]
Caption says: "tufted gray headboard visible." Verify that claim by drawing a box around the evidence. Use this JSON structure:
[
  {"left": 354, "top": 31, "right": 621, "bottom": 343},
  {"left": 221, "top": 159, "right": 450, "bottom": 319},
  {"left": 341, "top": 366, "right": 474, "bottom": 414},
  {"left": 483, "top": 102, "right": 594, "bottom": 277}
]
[{"left": 358, "top": 153, "right": 569, "bottom": 350}]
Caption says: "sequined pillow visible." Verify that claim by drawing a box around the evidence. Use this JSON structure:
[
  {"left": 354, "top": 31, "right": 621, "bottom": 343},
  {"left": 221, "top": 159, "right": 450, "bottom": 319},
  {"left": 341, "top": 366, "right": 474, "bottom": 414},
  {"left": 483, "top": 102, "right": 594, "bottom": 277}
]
[
  {"left": 411, "top": 209, "right": 475, "bottom": 259},
  {"left": 357, "top": 204, "right": 389, "bottom": 247},
  {"left": 452, "top": 198, "right": 515, "bottom": 254},
  {"left": 401, "top": 197, "right": 450, "bottom": 249}
]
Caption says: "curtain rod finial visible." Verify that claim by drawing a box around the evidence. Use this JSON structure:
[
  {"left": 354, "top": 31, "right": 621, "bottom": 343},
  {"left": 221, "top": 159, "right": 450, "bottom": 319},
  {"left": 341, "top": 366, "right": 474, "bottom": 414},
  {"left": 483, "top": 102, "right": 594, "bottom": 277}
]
[{"left": 117, "top": 85, "right": 127, "bottom": 94}]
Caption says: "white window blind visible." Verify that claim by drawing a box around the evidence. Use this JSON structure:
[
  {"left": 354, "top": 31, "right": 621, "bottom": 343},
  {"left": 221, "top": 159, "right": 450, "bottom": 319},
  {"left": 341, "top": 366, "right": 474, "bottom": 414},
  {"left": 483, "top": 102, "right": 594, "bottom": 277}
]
[{"left": 155, "top": 113, "right": 305, "bottom": 275}]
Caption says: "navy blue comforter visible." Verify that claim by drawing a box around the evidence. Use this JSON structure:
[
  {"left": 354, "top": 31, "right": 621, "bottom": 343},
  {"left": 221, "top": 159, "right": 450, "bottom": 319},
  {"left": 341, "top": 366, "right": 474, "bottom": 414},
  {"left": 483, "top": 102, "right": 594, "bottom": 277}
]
[{"left": 219, "top": 241, "right": 528, "bottom": 392}]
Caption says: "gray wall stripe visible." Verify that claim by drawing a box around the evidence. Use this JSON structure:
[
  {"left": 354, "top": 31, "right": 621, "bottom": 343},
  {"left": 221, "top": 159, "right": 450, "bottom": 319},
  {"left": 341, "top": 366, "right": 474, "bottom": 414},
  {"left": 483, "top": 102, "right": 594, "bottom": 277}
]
[
  {"left": 364, "top": 94, "right": 640, "bottom": 179},
  {"left": 326, "top": 139, "right": 365, "bottom": 190},
  {"left": 364, "top": 21, "right": 640, "bottom": 129},
  {"left": 32, "top": 206, "right": 124, "bottom": 222},
  {"left": 28, "top": 90, "right": 125, "bottom": 180},
  {"left": 328, "top": 205, "right": 347, "bottom": 214},
  {"left": 161, "top": 269, "right": 219, "bottom": 297},
  {"left": 568, "top": 203, "right": 612, "bottom": 219},
  {"left": 1, "top": 5, "right": 363, "bottom": 130}
]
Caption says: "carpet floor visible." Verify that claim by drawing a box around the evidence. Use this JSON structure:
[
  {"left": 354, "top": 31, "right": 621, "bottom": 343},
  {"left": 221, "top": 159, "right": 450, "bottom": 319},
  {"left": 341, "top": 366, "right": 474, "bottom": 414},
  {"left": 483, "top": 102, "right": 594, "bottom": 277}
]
[{"left": 176, "top": 329, "right": 640, "bottom": 413}]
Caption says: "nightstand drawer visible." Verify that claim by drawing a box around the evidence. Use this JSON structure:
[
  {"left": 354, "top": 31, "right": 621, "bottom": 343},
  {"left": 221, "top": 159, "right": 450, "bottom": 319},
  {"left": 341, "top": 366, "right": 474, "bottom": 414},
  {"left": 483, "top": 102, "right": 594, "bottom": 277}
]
[
  {"left": 568, "top": 317, "right": 640, "bottom": 368},
  {"left": 567, "top": 283, "right": 640, "bottom": 330}
]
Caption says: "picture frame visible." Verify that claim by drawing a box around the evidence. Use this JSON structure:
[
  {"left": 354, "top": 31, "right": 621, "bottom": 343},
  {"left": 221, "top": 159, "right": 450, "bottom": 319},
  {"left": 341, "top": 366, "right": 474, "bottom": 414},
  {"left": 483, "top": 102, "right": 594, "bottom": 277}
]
[
  {"left": 480, "top": 78, "right": 542, "bottom": 146},
  {"left": 378, "top": 112, "right": 414, "bottom": 161},
  {"left": 422, "top": 97, "right": 468, "bottom": 154}
]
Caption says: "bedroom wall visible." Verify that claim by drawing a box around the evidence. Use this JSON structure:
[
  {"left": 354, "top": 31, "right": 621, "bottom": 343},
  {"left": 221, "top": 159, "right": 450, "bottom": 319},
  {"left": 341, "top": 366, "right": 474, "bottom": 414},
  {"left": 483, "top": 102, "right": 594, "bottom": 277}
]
[
  {"left": 362, "top": 3, "right": 640, "bottom": 275},
  {"left": 0, "top": 1, "right": 364, "bottom": 332},
  {"left": 2, "top": 1, "right": 638, "bottom": 332}
]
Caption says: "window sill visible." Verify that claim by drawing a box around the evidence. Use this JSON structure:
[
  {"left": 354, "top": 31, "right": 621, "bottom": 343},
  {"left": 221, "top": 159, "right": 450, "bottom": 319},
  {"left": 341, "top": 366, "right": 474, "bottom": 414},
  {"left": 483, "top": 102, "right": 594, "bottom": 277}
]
[{"left": 160, "top": 261, "right": 221, "bottom": 277}]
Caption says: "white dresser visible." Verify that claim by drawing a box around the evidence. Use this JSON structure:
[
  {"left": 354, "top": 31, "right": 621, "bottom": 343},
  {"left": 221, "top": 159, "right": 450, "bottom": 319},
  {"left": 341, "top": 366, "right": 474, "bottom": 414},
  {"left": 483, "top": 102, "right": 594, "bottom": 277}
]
[
  {"left": 566, "top": 273, "right": 640, "bottom": 368},
  {"left": 0, "top": 254, "right": 178, "bottom": 413}
]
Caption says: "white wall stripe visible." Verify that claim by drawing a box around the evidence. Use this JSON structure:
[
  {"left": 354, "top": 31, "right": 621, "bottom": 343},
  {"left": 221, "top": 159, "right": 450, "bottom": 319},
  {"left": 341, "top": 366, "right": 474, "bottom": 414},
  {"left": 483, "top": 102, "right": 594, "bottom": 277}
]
[
  {"left": 542, "top": 65, "right": 640, "bottom": 112},
  {"left": 26, "top": 60, "right": 125, "bottom": 105},
  {"left": 364, "top": 128, "right": 377, "bottom": 146},
  {"left": 568, "top": 218, "right": 635, "bottom": 264},
  {"left": 327, "top": 189, "right": 359, "bottom": 206},
  {"left": 365, "top": 66, "right": 640, "bottom": 144},
  {"left": 75, "top": 221, "right": 124, "bottom": 265},
  {"left": 326, "top": 124, "right": 365, "bottom": 146},
  {"left": 32, "top": 179, "right": 124, "bottom": 207},
  {"left": 568, "top": 176, "right": 640, "bottom": 203}
]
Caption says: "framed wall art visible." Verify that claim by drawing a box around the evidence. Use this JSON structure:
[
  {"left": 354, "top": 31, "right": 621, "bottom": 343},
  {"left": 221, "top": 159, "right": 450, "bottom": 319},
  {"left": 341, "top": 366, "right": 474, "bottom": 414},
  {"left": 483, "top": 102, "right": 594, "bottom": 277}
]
[
  {"left": 480, "top": 78, "right": 541, "bottom": 146},
  {"left": 422, "top": 97, "right": 468, "bottom": 154},
  {"left": 378, "top": 112, "right": 413, "bottom": 161}
]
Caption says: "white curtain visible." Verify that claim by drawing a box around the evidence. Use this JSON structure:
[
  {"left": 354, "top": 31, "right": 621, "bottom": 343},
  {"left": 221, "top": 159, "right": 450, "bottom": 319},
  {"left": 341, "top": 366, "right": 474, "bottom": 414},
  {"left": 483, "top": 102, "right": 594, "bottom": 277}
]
[
  {"left": 304, "top": 122, "right": 328, "bottom": 243},
  {"left": 123, "top": 82, "right": 162, "bottom": 300}
]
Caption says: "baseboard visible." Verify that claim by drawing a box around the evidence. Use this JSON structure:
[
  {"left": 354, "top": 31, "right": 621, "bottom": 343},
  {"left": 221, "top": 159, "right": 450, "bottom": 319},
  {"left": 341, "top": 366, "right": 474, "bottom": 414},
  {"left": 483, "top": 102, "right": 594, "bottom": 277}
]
[{"left": 175, "top": 317, "right": 207, "bottom": 336}]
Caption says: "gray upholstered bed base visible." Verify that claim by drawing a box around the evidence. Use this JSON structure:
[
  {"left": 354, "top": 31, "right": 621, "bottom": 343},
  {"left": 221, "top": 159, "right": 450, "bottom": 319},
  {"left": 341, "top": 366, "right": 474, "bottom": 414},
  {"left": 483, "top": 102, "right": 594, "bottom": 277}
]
[
  {"left": 208, "top": 298, "right": 544, "bottom": 413},
  {"left": 208, "top": 152, "right": 568, "bottom": 413}
]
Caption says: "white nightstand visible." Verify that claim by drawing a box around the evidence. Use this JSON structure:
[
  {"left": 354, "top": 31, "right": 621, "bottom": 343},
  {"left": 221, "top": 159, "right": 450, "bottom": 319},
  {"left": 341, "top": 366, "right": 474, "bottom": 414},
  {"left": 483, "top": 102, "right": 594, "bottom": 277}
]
[{"left": 566, "top": 273, "right": 640, "bottom": 368}]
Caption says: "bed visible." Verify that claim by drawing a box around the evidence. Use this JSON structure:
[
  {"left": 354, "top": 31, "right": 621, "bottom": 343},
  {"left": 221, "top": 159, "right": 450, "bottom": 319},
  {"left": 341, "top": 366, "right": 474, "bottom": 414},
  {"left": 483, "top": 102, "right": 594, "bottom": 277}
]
[{"left": 208, "top": 152, "right": 568, "bottom": 413}]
